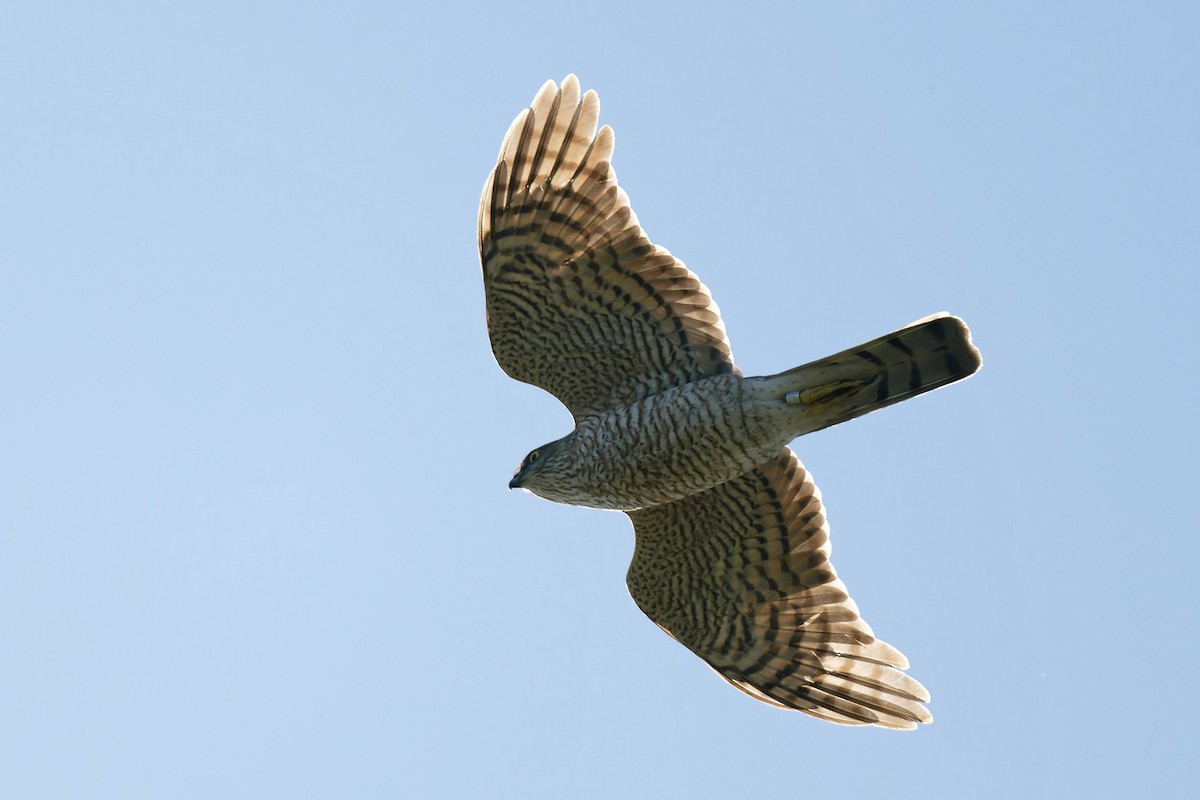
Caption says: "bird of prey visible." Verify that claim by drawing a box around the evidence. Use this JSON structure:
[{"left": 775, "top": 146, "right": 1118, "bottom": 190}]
[{"left": 477, "top": 75, "right": 981, "bottom": 729}]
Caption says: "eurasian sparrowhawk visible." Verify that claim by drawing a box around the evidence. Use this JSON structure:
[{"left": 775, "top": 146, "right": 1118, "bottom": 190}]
[{"left": 478, "top": 76, "right": 981, "bottom": 729}]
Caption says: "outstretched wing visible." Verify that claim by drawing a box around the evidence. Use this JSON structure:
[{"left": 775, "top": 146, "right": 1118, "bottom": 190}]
[
  {"left": 479, "top": 75, "right": 735, "bottom": 419},
  {"left": 626, "top": 448, "right": 931, "bottom": 729}
]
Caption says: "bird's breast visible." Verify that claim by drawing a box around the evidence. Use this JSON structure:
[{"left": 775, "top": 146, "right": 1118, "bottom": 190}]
[{"left": 549, "top": 375, "right": 784, "bottom": 510}]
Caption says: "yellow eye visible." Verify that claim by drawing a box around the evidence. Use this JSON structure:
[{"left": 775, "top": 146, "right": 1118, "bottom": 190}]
[{"left": 528, "top": 449, "right": 541, "bottom": 464}]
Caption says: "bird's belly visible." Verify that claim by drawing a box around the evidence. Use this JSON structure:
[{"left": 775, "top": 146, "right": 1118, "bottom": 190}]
[{"left": 558, "top": 376, "right": 783, "bottom": 510}]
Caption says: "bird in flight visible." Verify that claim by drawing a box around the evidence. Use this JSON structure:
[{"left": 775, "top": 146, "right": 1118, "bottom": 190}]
[{"left": 478, "top": 75, "right": 981, "bottom": 729}]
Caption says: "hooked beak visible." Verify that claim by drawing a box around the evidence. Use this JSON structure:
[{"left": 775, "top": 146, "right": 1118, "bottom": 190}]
[{"left": 508, "top": 474, "right": 522, "bottom": 490}]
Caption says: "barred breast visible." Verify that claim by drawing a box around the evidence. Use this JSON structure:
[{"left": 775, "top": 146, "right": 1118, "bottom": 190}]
[{"left": 532, "top": 374, "right": 784, "bottom": 510}]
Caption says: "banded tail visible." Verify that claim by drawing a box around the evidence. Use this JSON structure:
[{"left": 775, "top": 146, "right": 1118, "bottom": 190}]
[{"left": 747, "top": 313, "right": 982, "bottom": 437}]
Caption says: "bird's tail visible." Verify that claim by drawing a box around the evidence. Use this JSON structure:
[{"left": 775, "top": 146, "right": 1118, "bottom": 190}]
[{"left": 746, "top": 313, "right": 982, "bottom": 438}]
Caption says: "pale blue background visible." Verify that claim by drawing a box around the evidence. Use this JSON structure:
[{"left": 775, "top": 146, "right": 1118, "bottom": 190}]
[{"left": 3, "top": 2, "right": 1197, "bottom": 798}]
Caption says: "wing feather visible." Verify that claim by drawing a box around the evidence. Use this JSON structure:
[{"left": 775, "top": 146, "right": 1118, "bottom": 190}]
[
  {"left": 479, "top": 76, "right": 735, "bottom": 418},
  {"left": 626, "top": 448, "right": 932, "bottom": 729}
]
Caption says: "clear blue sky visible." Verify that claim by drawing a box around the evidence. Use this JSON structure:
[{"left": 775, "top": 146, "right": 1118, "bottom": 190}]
[{"left": 3, "top": 2, "right": 1197, "bottom": 798}]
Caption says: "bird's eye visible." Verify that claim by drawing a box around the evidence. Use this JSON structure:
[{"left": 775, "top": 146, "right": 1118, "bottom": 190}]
[{"left": 528, "top": 449, "right": 541, "bottom": 464}]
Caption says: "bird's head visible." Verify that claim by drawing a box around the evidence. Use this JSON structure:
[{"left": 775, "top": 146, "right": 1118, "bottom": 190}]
[{"left": 508, "top": 437, "right": 569, "bottom": 496}]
